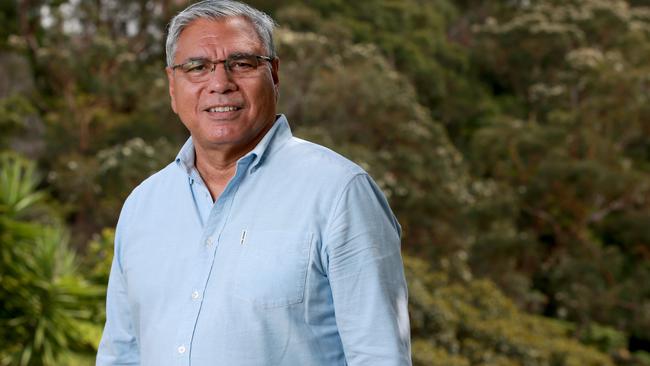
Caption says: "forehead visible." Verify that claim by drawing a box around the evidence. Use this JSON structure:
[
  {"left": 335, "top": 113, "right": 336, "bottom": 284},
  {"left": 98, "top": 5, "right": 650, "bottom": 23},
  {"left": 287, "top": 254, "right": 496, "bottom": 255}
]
[{"left": 175, "top": 17, "right": 264, "bottom": 60}]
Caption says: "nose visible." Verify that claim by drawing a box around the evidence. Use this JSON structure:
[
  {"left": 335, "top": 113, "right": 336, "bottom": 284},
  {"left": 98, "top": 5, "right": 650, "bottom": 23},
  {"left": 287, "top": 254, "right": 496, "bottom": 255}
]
[{"left": 206, "top": 61, "right": 236, "bottom": 94}]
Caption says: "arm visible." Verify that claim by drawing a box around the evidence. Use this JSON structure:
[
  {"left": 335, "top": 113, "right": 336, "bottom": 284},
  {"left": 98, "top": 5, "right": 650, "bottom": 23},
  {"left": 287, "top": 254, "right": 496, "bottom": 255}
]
[
  {"left": 96, "top": 201, "right": 140, "bottom": 365},
  {"left": 324, "top": 174, "right": 412, "bottom": 366}
]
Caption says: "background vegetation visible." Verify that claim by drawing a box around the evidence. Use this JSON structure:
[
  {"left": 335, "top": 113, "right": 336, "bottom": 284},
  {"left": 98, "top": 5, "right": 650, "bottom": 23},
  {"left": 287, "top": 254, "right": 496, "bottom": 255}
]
[{"left": 1, "top": 0, "right": 649, "bottom": 365}]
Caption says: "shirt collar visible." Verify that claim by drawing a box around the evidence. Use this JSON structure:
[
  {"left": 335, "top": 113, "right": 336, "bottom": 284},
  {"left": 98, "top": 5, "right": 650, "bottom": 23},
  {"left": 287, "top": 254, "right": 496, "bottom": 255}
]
[{"left": 175, "top": 114, "right": 292, "bottom": 175}]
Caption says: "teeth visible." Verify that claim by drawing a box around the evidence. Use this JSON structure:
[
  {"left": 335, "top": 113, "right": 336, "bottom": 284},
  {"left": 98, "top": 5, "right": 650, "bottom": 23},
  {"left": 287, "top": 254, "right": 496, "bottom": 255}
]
[{"left": 208, "top": 106, "right": 238, "bottom": 112}]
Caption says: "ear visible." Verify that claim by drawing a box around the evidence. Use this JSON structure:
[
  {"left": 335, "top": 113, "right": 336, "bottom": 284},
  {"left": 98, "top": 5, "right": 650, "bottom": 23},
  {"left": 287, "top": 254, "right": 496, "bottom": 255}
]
[
  {"left": 166, "top": 67, "right": 178, "bottom": 114},
  {"left": 271, "top": 57, "right": 280, "bottom": 98}
]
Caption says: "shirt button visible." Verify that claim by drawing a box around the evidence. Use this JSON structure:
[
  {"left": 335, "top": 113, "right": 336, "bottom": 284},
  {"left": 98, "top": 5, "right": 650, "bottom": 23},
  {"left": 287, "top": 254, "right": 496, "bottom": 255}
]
[
  {"left": 206, "top": 236, "right": 214, "bottom": 246},
  {"left": 178, "top": 345, "right": 186, "bottom": 354},
  {"left": 191, "top": 291, "right": 200, "bottom": 300}
]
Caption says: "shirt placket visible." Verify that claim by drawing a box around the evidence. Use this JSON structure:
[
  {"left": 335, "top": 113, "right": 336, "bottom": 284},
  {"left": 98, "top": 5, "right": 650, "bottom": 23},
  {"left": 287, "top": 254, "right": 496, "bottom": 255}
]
[{"left": 173, "top": 158, "right": 252, "bottom": 365}]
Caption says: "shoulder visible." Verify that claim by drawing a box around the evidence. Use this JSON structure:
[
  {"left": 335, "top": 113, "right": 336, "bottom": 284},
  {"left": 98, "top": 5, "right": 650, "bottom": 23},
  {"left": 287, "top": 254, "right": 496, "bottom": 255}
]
[
  {"left": 118, "top": 161, "right": 182, "bottom": 217},
  {"left": 274, "top": 136, "right": 366, "bottom": 180},
  {"left": 270, "top": 137, "right": 398, "bottom": 227}
]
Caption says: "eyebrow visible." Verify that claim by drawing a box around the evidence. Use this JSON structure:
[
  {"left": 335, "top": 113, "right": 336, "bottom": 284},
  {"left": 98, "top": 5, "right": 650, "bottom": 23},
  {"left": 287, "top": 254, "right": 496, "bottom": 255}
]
[
  {"left": 181, "top": 52, "right": 257, "bottom": 63},
  {"left": 228, "top": 52, "right": 256, "bottom": 58},
  {"left": 185, "top": 56, "right": 210, "bottom": 63}
]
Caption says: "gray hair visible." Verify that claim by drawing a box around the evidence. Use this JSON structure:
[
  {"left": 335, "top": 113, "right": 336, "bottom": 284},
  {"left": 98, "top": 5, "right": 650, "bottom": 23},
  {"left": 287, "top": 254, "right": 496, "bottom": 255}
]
[{"left": 165, "top": 0, "right": 277, "bottom": 67}]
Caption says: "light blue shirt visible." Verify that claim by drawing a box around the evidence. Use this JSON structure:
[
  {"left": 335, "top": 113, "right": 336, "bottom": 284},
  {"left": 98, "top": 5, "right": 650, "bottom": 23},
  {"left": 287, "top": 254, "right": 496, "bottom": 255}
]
[{"left": 97, "top": 115, "right": 411, "bottom": 366}]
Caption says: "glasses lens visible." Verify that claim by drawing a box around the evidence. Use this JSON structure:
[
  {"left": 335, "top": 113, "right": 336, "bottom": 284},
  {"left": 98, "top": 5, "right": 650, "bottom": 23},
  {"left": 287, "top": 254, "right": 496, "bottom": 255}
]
[
  {"left": 226, "top": 55, "right": 260, "bottom": 76},
  {"left": 181, "top": 60, "right": 211, "bottom": 82}
]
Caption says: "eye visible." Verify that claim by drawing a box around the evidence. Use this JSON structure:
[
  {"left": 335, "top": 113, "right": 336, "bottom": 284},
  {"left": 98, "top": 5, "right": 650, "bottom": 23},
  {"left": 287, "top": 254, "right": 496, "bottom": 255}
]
[
  {"left": 182, "top": 60, "right": 209, "bottom": 73},
  {"left": 228, "top": 56, "right": 257, "bottom": 72}
]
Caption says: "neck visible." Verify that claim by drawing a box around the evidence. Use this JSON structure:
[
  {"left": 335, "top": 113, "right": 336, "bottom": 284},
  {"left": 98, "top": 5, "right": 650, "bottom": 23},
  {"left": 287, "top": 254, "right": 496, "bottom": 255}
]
[
  {"left": 194, "top": 116, "right": 275, "bottom": 201},
  {"left": 194, "top": 145, "right": 240, "bottom": 201},
  {"left": 192, "top": 120, "right": 275, "bottom": 200}
]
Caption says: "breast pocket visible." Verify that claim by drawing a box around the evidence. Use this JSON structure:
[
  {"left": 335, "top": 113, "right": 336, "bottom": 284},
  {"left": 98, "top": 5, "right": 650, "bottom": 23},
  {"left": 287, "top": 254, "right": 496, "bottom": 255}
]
[{"left": 234, "top": 230, "right": 312, "bottom": 308}]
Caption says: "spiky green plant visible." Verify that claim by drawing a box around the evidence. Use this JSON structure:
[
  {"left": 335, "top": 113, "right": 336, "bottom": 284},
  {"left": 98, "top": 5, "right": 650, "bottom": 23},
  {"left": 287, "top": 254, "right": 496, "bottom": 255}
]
[{"left": 0, "top": 153, "right": 102, "bottom": 366}]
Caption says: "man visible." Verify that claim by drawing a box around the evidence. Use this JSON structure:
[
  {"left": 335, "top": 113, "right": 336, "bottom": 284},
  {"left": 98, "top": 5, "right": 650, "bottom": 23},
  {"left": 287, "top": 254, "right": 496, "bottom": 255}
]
[{"left": 96, "top": 1, "right": 411, "bottom": 365}]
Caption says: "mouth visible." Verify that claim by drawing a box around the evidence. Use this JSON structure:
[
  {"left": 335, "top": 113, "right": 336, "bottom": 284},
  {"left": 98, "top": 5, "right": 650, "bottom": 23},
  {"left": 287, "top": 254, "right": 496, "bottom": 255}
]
[{"left": 204, "top": 105, "right": 242, "bottom": 113}]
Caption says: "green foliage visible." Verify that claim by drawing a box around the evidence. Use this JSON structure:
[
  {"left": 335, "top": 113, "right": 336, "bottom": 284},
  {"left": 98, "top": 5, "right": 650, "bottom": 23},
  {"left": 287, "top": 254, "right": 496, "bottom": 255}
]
[
  {"left": 0, "top": 2, "right": 18, "bottom": 50},
  {"left": 406, "top": 255, "right": 615, "bottom": 366},
  {"left": 0, "top": 154, "right": 45, "bottom": 218},
  {"left": 469, "top": 1, "right": 650, "bottom": 354},
  {"left": 276, "top": 0, "right": 499, "bottom": 147},
  {"left": 0, "top": 153, "right": 102, "bottom": 365},
  {"left": 83, "top": 228, "right": 115, "bottom": 290},
  {"left": 580, "top": 323, "right": 628, "bottom": 354},
  {"left": 634, "top": 351, "right": 650, "bottom": 366},
  {"left": 81, "top": 228, "right": 115, "bottom": 329},
  {"left": 0, "top": 94, "right": 35, "bottom": 150}
]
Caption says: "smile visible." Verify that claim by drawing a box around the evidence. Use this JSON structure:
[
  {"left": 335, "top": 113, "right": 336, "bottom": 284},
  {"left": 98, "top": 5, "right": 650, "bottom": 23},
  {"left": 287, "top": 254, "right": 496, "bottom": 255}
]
[{"left": 205, "top": 106, "right": 241, "bottom": 112}]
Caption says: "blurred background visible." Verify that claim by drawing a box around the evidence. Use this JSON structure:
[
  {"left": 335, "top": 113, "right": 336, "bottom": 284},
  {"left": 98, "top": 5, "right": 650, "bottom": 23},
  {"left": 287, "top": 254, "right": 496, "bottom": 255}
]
[{"left": 1, "top": 0, "right": 650, "bottom": 365}]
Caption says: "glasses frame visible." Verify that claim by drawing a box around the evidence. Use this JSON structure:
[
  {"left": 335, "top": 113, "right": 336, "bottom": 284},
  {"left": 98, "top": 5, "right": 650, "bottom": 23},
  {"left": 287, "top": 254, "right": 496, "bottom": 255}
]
[{"left": 171, "top": 54, "right": 274, "bottom": 82}]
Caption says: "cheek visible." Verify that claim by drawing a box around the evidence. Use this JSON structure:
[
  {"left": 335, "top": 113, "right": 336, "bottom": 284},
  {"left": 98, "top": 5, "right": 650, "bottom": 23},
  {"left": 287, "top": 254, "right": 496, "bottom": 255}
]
[
  {"left": 253, "top": 82, "right": 277, "bottom": 109},
  {"left": 175, "top": 86, "right": 201, "bottom": 114}
]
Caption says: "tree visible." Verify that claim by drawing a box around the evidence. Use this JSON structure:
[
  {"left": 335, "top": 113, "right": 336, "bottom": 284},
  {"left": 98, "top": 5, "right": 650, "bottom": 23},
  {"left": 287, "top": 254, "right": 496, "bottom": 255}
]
[
  {"left": 274, "top": 0, "right": 499, "bottom": 148},
  {"left": 406, "top": 255, "right": 617, "bottom": 366},
  {"left": 469, "top": 0, "right": 650, "bottom": 358}
]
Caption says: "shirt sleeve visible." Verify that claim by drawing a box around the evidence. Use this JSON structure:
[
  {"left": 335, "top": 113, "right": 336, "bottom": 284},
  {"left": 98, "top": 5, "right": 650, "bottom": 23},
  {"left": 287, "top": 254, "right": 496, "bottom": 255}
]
[
  {"left": 324, "top": 173, "right": 412, "bottom": 366},
  {"left": 96, "top": 198, "right": 140, "bottom": 365}
]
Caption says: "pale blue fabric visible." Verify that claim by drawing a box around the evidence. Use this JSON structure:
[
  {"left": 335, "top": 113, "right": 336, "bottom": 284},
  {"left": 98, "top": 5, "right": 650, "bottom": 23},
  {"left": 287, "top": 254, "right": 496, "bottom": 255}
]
[{"left": 96, "top": 115, "right": 411, "bottom": 366}]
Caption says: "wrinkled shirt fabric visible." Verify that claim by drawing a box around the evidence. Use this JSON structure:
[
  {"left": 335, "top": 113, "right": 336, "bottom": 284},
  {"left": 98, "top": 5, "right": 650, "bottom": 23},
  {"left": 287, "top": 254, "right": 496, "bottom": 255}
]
[{"left": 96, "top": 115, "right": 412, "bottom": 366}]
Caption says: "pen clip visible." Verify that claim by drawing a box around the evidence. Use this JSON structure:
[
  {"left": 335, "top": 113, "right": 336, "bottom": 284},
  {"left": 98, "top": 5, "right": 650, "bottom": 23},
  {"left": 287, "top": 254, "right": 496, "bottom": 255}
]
[{"left": 240, "top": 229, "right": 247, "bottom": 245}]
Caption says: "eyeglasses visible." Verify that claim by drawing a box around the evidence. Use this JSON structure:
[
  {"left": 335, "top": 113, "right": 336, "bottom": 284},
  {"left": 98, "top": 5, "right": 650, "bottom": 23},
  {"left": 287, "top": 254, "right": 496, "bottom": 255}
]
[{"left": 171, "top": 54, "right": 273, "bottom": 83}]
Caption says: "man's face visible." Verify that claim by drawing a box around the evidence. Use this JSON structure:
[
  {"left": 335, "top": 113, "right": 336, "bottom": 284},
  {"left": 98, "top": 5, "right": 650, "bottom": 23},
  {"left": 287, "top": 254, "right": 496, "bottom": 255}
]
[{"left": 166, "top": 17, "right": 279, "bottom": 155}]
